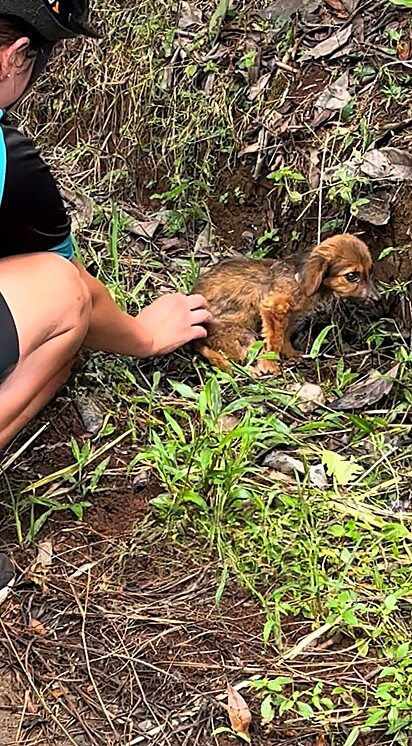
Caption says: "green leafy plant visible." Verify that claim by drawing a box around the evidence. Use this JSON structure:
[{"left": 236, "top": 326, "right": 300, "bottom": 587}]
[{"left": 267, "top": 166, "right": 307, "bottom": 203}]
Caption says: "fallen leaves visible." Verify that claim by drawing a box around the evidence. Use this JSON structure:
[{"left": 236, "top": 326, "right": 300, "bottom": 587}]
[
  {"left": 312, "top": 70, "right": 351, "bottom": 127},
  {"left": 357, "top": 191, "right": 392, "bottom": 226},
  {"left": 330, "top": 364, "right": 399, "bottom": 411},
  {"left": 286, "top": 382, "right": 326, "bottom": 414},
  {"left": 28, "top": 617, "right": 49, "bottom": 636},
  {"left": 361, "top": 148, "right": 412, "bottom": 181},
  {"left": 226, "top": 684, "right": 252, "bottom": 742},
  {"left": 322, "top": 449, "right": 363, "bottom": 486},
  {"left": 27, "top": 540, "right": 53, "bottom": 590},
  {"left": 323, "top": 0, "right": 358, "bottom": 13},
  {"left": 301, "top": 24, "right": 353, "bottom": 61},
  {"left": 60, "top": 188, "right": 94, "bottom": 232},
  {"left": 34, "top": 540, "right": 53, "bottom": 568},
  {"left": 178, "top": 2, "right": 203, "bottom": 30}
]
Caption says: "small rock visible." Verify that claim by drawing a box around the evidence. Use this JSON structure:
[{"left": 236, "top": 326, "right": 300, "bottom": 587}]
[
  {"left": 309, "top": 463, "right": 328, "bottom": 488},
  {"left": 75, "top": 396, "right": 105, "bottom": 435},
  {"left": 286, "top": 382, "right": 326, "bottom": 414},
  {"left": 241, "top": 230, "right": 255, "bottom": 250},
  {"left": 132, "top": 468, "right": 151, "bottom": 492},
  {"left": 263, "top": 450, "right": 305, "bottom": 475}
]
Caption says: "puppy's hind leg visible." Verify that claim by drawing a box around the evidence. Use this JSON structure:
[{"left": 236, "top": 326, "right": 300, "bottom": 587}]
[
  {"left": 195, "top": 326, "right": 257, "bottom": 373},
  {"left": 196, "top": 344, "right": 232, "bottom": 372}
]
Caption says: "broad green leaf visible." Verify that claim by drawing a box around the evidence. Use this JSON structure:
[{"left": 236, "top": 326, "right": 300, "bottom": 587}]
[
  {"left": 322, "top": 449, "right": 363, "bottom": 485},
  {"left": 209, "top": 0, "right": 230, "bottom": 36},
  {"left": 297, "top": 701, "right": 314, "bottom": 719},
  {"left": 365, "top": 709, "right": 386, "bottom": 727},
  {"left": 164, "top": 411, "right": 186, "bottom": 443},
  {"left": 267, "top": 676, "right": 293, "bottom": 692},
  {"left": 343, "top": 726, "right": 360, "bottom": 746},
  {"left": 260, "top": 694, "right": 275, "bottom": 723},
  {"left": 170, "top": 381, "right": 199, "bottom": 400},
  {"left": 395, "top": 642, "right": 409, "bottom": 660},
  {"left": 384, "top": 592, "right": 399, "bottom": 613},
  {"left": 340, "top": 547, "right": 352, "bottom": 564},
  {"left": 310, "top": 324, "right": 336, "bottom": 358}
]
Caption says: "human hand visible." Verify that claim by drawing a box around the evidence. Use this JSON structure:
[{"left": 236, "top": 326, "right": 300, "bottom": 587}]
[{"left": 137, "top": 293, "right": 213, "bottom": 357}]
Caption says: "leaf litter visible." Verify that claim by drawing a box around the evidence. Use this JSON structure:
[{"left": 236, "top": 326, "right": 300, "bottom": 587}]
[
  {"left": 330, "top": 364, "right": 400, "bottom": 411},
  {"left": 225, "top": 684, "right": 252, "bottom": 741}
]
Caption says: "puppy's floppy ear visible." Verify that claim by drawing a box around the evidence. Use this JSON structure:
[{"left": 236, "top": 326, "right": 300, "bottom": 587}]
[{"left": 298, "top": 251, "right": 329, "bottom": 297}]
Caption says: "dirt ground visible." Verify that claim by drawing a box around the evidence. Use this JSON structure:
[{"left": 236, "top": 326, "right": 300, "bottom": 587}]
[{"left": 0, "top": 474, "right": 392, "bottom": 746}]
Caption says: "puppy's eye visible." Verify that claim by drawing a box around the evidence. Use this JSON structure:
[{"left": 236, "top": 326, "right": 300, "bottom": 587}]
[{"left": 345, "top": 271, "right": 360, "bottom": 283}]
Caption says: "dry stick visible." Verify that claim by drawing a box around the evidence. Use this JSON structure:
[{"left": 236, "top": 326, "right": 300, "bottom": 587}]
[
  {"left": 0, "top": 620, "right": 79, "bottom": 746},
  {"left": 15, "top": 689, "right": 30, "bottom": 744},
  {"left": 72, "top": 570, "right": 119, "bottom": 737},
  {"left": 0, "top": 423, "right": 48, "bottom": 473},
  {"left": 317, "top": 133, "right": 330, "bottom": 246}
]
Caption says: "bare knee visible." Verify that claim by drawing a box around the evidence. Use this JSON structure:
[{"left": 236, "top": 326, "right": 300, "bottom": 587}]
[{"left": 0, "top": 253, "right": 92, "bottom": 356}]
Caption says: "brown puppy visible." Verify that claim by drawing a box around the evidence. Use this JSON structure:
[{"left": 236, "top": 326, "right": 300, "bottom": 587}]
[{"left": 193, "top": 234, "right": 380, "bottom": 375}]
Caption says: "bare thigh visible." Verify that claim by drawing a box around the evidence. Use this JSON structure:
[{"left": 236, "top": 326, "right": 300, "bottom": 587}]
[{"left": 0, "top": 253, "right": 90, "bottom": 362}]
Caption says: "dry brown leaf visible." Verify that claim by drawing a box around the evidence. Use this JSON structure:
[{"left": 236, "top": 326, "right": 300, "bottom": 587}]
[
  {"left": 239, "top": 141, "right": 261, "bottom": 156},
  {"left": 218, "top": 414, "right": 240, "bottom": 433},
  {"left": 312, "top": 70, "right": 351, "bottom": 127},
  {"left": 301, "top": 24, "right": 353, "bottom": 61},
  {"left": 248, "top": 72, "right": 272, "bottom": 102},
  {"left": 60, "top": 188, "right": 94, "bottom": 232},
  {"left": 29, "top": 618, "right": 49, "bottom": 636},
  {"left": 194, "top": 223, "right": 214, "bottom": 254},
  {"left": 315, "top": 734, "right": 326, "bottom": 746},
  {"left": 286, "top": 382, "right": 326, "bottom": 414},
  {"left": 178, "top": 2, "right": 203, "bottom": 30},
  {"left": 267, "top": 469, "right": 296, "bottom": 488},
  {"left": 397, "top": 41, "right": 410, "bottom": 61},
  {"left": 322, "top": 0, "right": 349, "bottom": 15},
  {"left": 119, "top": 212, "right": 161, "bottom": 239},
  {"left": 35, "top": 540, "right": 53, "bottom": 568},
  {"left": 258, "top": 0, "right": 314, "bottom": 24},
  {"left": 330, "top": 364, "right": 399, "bottom": 411},
  {"left": 361, "top": 148, "right": 412, "bottom": 181},
  {"left": 227, "top": 684, "right": 252, "bottom": 740},
  {"left": 357, "top": 192, "right": 391, "bottom": 226}
]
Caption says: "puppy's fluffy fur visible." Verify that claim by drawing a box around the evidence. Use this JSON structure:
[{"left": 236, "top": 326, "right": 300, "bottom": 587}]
[{"left": 193, "top": 233, "right": 380, "bottom": 374}]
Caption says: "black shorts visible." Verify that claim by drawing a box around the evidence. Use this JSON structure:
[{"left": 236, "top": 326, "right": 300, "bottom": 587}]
[{"left": 0, "top": 293, "right": 19, "bottom": 383}]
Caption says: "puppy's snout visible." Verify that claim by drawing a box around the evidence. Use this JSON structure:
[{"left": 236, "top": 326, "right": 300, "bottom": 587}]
[{"left": 366, "top": 280, "right": 381, "bottom": 302}]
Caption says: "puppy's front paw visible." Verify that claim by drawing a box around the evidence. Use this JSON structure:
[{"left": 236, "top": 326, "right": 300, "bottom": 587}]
[
  {"left": 281, "top": 341, "right": 302, "bottom": 361},
  {"left": 252, "top": 357, "right": 281, "bottom": 377},
  {"left": 283, "top": 348, "right": 302, "bottom": 362}
]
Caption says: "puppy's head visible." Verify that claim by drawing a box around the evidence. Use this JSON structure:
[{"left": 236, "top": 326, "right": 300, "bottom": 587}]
[{"left": 298, "top": 234, "right": 380, "bottom": 302}]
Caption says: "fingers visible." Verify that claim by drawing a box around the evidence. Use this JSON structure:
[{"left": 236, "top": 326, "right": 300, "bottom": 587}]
[
  {"left": 187, "top": 294, "right": 210, "bottom": 311},
  {"left": 190, "top": 308, "right": 213, "bottom": 326},
  {"left": 189, "top": 324, "right": 208, "bottom": 341}
]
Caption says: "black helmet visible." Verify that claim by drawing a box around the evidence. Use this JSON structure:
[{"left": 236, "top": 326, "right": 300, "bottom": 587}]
[{"left": 1, "top": 0, "right": 100, "bottom": 41}]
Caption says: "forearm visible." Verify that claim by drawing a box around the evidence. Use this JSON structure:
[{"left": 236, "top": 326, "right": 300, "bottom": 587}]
[
  {"left": 72, "top": 259, "right": 212, "bottom": 359},
  {"left": 72, "top": 260, "right": 154, "bottom": 357}
]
